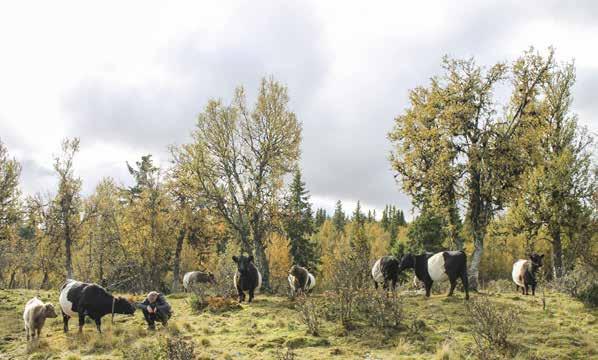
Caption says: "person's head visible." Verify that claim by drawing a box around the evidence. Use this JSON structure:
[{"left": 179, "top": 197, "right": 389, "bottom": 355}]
[{"left": 147, "top": 291, "right": 160, "bottom": 304}]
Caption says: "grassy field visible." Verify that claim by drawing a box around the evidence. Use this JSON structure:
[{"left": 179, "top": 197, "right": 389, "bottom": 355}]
[{"left": 0, "top": 286, "right": 596, "bottom": 359}]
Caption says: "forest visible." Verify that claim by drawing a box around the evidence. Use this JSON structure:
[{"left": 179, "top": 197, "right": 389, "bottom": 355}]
[{"left": 0, "top": 48, "right": 597, "bottom": 359}]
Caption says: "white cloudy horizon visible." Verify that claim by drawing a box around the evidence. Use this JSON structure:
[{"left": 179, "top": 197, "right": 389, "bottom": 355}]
[{"left": 1, "top": 1, "right": 597, "bottom": 219}]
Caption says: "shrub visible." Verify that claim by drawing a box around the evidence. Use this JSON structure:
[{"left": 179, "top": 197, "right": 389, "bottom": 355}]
[
  {"left": 329, "top": 255, "right": 369, "bottom": 328},
  {"left": 188, "top": 295, "right": 242, "bottom": 314},
  {"left": 466, "top": 297, "right": 519, "bottom": 354},
  {"left": 578, "top": 282, "right": 598, "bottom": 308},
  {"left": 356, "top": 288, "right": 404, "bottom": 329},
  {"left": 295, "top": 294, "right": 321, "bottom": 336},
  {"left": 164, "top": 337, "right": 195, "bottom": 360},
  {"left": 212, "top": 241, "right": 241, "bottom": 298},
  {"left": 275, "top": 347, "right": 296, "bottom": 360},
  {"left": 484, "top": 279, "right": 514, "bottom": 294},
  {"left": 552, "top": 264, "right": 598, "bottom": 307}
]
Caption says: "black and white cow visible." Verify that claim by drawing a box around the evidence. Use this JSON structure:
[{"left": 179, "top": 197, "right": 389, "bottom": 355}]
[
  {"left": 512, "top": 253, "right": 544, "bottom": 296},
  {"left": 398, "top": 251, "right": 469, "bottom": 300},
  {"left": 371, "top": 256, "right": 400, "bottom": 290},
  {"left": 59, "top": 279, "right": 136, "bottom": 333},
  {"left": 232, "top": 255, "right": 262, "bottom": 303},
  {"left": 288, "top": 265, "right": 316, "bottom": 296}
]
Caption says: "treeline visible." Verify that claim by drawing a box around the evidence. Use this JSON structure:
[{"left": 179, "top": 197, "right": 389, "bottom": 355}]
[{"left": 0, "top": 48, "right": 596, "bottom": 294}]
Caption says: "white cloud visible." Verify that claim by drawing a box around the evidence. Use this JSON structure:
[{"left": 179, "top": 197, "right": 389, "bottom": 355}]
[{"left": 0, "top": 0, "right": 596, "bottom": 216}]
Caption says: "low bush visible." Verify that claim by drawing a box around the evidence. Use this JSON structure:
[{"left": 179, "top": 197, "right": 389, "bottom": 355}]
[
  {"left": 165, "top": 336, "right": 195, "bottom": 360},
  {"left": 295, "top": 294, "right": 321, "bottom": 336},
  {"left": 552, "top": 264, "right": 598, "bottom": 307},
  {"left": 466, "top": 297, "right": 519, "bottom": 355},
  {"left": 356, "top": 288, "right": 404, "bottom": 329},
  {"left": 188, "top": 295, "right": 242, "bottom": 313}
]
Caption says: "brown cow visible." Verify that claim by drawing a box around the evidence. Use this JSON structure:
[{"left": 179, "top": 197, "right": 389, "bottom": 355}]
[{"left": 23, "top": 297, "right": 57, "bottom": 340}]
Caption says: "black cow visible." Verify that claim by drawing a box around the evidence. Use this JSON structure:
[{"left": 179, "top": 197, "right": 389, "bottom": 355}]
[
  {"left": 59, "top": 279, "right": 136, "bottom": 333},
  {"left": 512, "top": 253, "right": 544, "bottom": 295},
  {"left": 371, "top": 256, "right": 400, "bottom": 290},
  {"left": 398, "top": 251, "right": 469, "bottom": 300},
  {"left": 232, "top": 255, "right": 262, "bottom": 303}
]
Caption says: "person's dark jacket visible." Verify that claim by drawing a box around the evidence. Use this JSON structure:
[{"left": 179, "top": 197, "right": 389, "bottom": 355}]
[{"left": 139, "top": 293, "right": 171, "bottom": 315}]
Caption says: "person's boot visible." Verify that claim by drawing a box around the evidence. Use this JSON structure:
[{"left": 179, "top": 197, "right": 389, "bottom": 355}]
[{"left": 147, "top": 323, "right": 156, "bottom": 331}]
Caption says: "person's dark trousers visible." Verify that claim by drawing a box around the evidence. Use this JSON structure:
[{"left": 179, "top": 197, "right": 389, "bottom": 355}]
[{"left": 142, "top": 308, "right": 171, "bottom": 329}]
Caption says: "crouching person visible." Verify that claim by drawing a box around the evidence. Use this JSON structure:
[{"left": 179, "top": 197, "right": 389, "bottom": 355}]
[{"left": 139, "top": 291, "right": 172, "bottom": 330}]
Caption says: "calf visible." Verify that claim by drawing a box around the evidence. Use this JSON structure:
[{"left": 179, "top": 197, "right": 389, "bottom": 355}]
[
  {"left": 371, "top": 256, "right": 400, "bottom": 290},
  {"left": 512, "top": 253, "right": 544, "bottom": 296},
  {"left": 288, "top": 265, "right": 316, "bottom": 296},
  {"left": 232, "top": 255, "right": 262, "bottom": 303},
  {"left": 23, "top": 297, "right": 57, "bottom": 340},
  {"left": 183, "top": 271, "right": 217, "bottom": 292},
  {"left": 398, "top": 250, "right": 469, "bottom": 300},
  {"left": 59, "top": 279, "right": 136, "bottom": 333}
]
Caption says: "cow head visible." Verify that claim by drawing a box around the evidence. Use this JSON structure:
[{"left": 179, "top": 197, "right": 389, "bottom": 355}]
[
  {"left": 398, "top": 253, "right": 416, "bottom": 272},
  {"left": 529, "top": 253, "right": 544, "bottom": 271},
  {"left": 207, "top": 272, "right": 217, "bottom": 285},
  {"left": 114, "top": 297, "right": 136, "bottom": 315},
  {"left": 289, "top": 265, "right": 305, "bottom": 278},
  {"left": 44, "top": 303, "right": 58, "bottom": 318},
  {"left": 232, "top": 255, "right": 254, "bottom": 274}
]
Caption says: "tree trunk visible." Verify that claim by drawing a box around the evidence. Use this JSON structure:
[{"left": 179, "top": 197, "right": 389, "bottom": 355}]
[
  {"left": 40, "top": 270, "right": 49, "bottom": 289},
  {"left": 8, "top": 270, "right": 16, "bottom": 289},
  {"left": 172, "top": 227, "right": 186, "bottom": 292},
  {"left": 468, "top": 167, "right": 483, "bottom": 290},
  {"left": 65, "top": 222, "right": 73, "bottom": 279},
  {"left": 551, "top": 227, "right": 563, "bottom": 278},
  {"left": 254, "top": 238, "right": 270, "bottom": 291}
]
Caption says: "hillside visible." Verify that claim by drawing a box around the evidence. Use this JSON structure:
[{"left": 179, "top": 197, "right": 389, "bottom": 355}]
[{"left": 0, "top": 287, "right": 596, "bottom": 359}]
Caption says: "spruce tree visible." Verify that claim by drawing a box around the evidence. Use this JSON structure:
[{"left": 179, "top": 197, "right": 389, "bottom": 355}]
[
  {"left": 381, "top": 205, "right": 390, "bottom": 231},
  {"left": 353, "top": 201, "right": 365, "bottom": 226},
  {"left": 332, "top": 200, "right": 346, "bottom": 233},
  {"left": 283, "top": 170, "right": 319, "bottom": 270},
  {"left": 314, "top": 208, "right": 327, "bottom": 228}
]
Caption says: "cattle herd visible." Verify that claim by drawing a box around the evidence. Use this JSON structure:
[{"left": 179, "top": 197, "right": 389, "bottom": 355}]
[{"left": 21, "top": 252, "right": 544, "bottom": 341}]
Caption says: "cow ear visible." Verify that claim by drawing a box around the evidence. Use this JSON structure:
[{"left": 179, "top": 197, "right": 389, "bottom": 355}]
[
  {"left": 232, "top": 256, "right": 238, "bottom": 263},
  {"left": 248, "top": 255, "right": 254, "bottom": 263}
]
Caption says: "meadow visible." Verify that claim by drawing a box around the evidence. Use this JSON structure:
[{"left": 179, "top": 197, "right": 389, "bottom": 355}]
[{"left": 1, "top": 285, "right": 596, "bottom": 360}]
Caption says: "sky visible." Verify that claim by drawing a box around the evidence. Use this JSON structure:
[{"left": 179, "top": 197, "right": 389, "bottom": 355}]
[{"left": 0, "top": 1, "right": 597, "bottom": 219}]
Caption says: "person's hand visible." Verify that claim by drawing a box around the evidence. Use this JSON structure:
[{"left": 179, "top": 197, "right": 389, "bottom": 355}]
[{"left": 146, "top": 306, "right": 153, "bottom": 313}]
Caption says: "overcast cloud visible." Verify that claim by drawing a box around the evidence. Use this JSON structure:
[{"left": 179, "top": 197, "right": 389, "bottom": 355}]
[{"left": 0, "top": 1, "right": 596, "bottom": 219}]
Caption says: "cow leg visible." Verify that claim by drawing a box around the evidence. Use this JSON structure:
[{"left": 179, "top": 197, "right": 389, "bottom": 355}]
[
  {"left": 424, "top": 281, "right": 433, "bottom": 297},
  {"left": 62, "top": 311, "right": 70, "bottom": 333},
  {"left": 248, "top": 288, "right": 255, "bottom": 303},
  {"left": 373, "top": 281, "right": 378, "bottom": 289},
  {"left": 448, "top": 278, "right": 457, "bottom": 297},
  {"left": 391, "top": 278, "right": 397, "bottom": 292},
  {"left": 78, "top": 312, "right": 85, "bottom": 333},
  {"left": 36, "top": 327, "right": 41, "bottom": 338},
  {"left": 532, "top": 284, "right": 536, "bottom": 296},
  {"left": 25, "top": 325, "right": 30, "bottom": 341},
  {"left": 460, "top": 271, "right": 469, "bottom": 300},
  {"left": 382, "top": 280, "right": 388, "bottom": 291},
  {"left": 94, "top": 318, "right": 102, "bottom": 333},
  {"left": 524, "top": 284, "right": 529, "bottom": 295},
  {"left": 515, "top": 285, "right": 519, "bottom": 293}
]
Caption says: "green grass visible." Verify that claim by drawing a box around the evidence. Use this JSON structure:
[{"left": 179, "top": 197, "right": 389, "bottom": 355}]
[{"left": 1, "top": 288, "right": 596, "bottom": 359}]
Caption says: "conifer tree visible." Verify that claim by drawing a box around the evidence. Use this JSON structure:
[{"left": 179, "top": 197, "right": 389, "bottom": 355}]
[
  {"left": 283, "top": 170, "right": 319, "bottom": 270},
  {"left": 314, "top": 208, "right": 327, "bottom": 228},
  {"left": 332, "top": 200, "right": 346, "bottom": 233}
]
